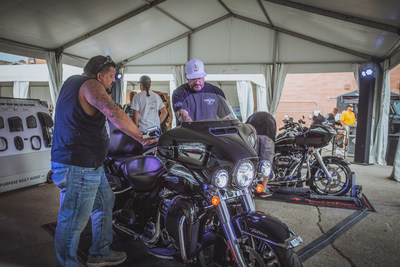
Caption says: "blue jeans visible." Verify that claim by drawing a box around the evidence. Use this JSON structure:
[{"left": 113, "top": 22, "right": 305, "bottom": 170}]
[{"left": 51, "top": 162, "right": 115, "bottom": 267}]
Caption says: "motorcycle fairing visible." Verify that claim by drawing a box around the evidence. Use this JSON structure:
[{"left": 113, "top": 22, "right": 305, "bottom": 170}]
[
  {"left": 120, "top": 155, "right": 164, "bottom": 191},
  {"left": 158, "top": 119, "right": 258, "bottom": 169},
  {"left": 108, "top": 121, "right": 144, "bottom": 157},
  {"left": 233, "top": 211, "right": 301, "bottom": 248},
  {"left": 294, "top": 124, "right": 336, "bottom": 148}
]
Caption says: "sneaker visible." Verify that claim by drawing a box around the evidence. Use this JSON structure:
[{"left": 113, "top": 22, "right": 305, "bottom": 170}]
[
  {"left": 256, "top": 189, "right": 273, "bottom": 198},
  {"left": 87, "top": 250, "right": 127, "bottom": 267}
]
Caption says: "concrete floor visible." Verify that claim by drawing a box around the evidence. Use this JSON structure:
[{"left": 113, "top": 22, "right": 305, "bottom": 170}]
[{"left": 0, "top": 162, "right": 399, "bottom": 267}]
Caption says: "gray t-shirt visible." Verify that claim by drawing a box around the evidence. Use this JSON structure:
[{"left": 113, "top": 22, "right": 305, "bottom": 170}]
[{"left": 131, "top": 90, "right": 164, "bottom": 131}]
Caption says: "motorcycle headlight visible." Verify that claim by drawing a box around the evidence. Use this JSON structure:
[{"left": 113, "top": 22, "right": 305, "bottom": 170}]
[
  {"left": 259, "top": 160, "right": 272, "bottom": 177},
  {"left": 212, "top": 170, "right": 229, "bottom": 188},
  {"left": 233, "top": 160, "right": 254, "bottom": 188},
  {"left": 248, "top": 133, "right": 257, "bottom": 149}
]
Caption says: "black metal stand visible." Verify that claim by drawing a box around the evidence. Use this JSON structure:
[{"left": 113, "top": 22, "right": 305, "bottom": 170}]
[{"left": 268, "top": 172, "right": 368, "bottom": 209}]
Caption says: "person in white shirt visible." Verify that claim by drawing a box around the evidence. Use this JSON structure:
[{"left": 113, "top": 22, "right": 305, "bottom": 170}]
[{"left": 131, "top": 75, "right": 168, "bottom": 132}]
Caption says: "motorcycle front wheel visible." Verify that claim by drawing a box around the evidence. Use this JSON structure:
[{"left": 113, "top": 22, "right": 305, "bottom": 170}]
[
  {"left": 215, "top": 238, "right": 301, "bottom": 267},
  {"left": 310, "top": 157, "right": 352, "bottom": 196}
]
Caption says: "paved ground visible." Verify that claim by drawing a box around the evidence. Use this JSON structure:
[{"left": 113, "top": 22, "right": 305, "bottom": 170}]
[{"left": 0, "top": 162, "right": 399, "bottom": 267}]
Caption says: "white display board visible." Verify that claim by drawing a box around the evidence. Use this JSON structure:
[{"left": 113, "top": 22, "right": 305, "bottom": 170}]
[{"left": 0, "top": 97, "right": 52, "bottom": 193}]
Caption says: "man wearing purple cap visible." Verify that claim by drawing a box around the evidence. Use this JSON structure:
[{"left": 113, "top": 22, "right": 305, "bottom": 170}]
[{"left": 172, "top": 58, "right": 226, "bottom": 123}]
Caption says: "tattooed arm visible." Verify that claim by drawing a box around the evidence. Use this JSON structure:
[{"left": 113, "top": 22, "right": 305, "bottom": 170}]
[{"left": 79, "top": 79, "right": 156, "bottom": 146}]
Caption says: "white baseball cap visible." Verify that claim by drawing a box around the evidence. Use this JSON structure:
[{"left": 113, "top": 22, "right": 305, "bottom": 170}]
[{"left": 185, "top": 58, "right": 207, "bottom": 79}]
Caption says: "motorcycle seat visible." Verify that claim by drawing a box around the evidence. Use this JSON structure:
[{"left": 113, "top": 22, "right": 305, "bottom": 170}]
[
  {"left": 120, "top": 155, "right": 164, "bottom": 191},
  {"left": 106, "top": 155, "right": 134, "bottom": 174}
]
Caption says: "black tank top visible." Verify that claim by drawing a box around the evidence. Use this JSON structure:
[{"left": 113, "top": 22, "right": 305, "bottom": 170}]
[{"left": 51, "top": 75, "right": 109, "bottom": 168}]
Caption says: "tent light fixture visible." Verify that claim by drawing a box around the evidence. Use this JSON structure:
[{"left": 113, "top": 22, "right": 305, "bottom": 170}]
[{"left": 361, "top": 67, "right": 374, "bottom": 78}]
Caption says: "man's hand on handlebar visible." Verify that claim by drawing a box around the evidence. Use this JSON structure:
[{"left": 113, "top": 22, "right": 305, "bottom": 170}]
[
  {"left": 143, "top": 138, "right": 158, "bottom": 146},
  {"left": 177, "top": 109, "right": 193, "bottom": 122}
]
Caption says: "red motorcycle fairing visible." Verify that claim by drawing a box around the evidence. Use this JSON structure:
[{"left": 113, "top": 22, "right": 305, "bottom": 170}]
[{"left": 233, "top": 211, "right": 301, "bottom": 248}]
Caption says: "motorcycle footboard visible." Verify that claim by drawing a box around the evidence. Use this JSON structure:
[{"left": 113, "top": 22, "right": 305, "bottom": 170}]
[{"left": 233, "top": 211, "right": 302, "bottom": 249}]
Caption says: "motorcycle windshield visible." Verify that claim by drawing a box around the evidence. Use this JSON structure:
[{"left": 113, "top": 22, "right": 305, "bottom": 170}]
[
  {"left": 158, "top": 92, "right": 257, "bottom": 170},
  {"left": 177, "top": 93, "right": 237, "bottom": 123}
]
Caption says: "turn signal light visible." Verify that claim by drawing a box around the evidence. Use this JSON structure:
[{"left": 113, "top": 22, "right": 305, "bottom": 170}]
[
  {"left": 256, "top": 184, "right": 264, "bottom": 193},
  {"left": 212, "top": 195, "right": 220, "bottom": 206}
]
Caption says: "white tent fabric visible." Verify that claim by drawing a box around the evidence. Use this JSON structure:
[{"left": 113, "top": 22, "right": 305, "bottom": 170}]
[
  {"left": 119, "top": 67, "right": 128, "bottom": 106},
  {"left": 2, "top": 0, "right": 399, "bottom": 71},
  {"left": 171, "top": 65, "right": 186, "bottom": 127},
  {"left": 45, "top": 51, "right": 63, "bottom": 108},
  {"left": 369, "top": 60, "right": 390, "bottom": 164},
  {"left": 390, "top": 140, "right": 400, "bottom": 182},
  {"left": 256, "top": 85, "right": 268, "bottom": 112},
  {"left": 236, "top": 80, "right": 254, "bottom": 122},
  {"left": 12, "top": 81, "right": 29, "bottom": 98},
  {"left": 263, "top": 63, "right": 288, "bottom": 114},
  {"left": 172, "top": 65, "right": 185, "bottom": 88},
  {"left": 352, "top": 64, "right": 360, "bottom": 90}
]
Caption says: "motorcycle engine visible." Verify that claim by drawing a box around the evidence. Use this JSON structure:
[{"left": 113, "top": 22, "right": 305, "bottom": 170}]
[
  {"left": 272, "top": 153, "right": 302, "bottom": 181},
  {"left": 116, "top": 198, "right": 136, "bottom": 229}
]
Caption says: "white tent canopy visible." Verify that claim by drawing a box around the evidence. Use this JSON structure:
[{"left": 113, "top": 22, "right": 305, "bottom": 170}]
[
  {"left": 1, "top": 0, "right": 399, "bottom": 72},
  {"left": 1, "top": 0, "right": 400, "bottom": 167}
]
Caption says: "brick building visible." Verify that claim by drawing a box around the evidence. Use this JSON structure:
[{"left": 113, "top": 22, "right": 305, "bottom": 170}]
[{"left": 274, "top": 64, "right": 400, "bottom": 129}]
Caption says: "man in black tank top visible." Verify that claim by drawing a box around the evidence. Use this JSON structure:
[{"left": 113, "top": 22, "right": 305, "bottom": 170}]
[{"left": 51, "top": 55, "right": 156, "bottom": 267}]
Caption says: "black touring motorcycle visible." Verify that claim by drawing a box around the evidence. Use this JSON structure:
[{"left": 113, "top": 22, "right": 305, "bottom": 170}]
[
  {"left": 104, "top": 93, "right": 303, "bottom": 266},
  {"left": 271, "top": 115, "right": 352, "bottom": 196}
]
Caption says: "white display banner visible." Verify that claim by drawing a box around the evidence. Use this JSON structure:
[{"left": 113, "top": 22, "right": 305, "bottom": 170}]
[
  {"left": 0, "top": 97, "right": 52, "bottom": 157},
  {"left": 0, "top": 169, "right": 48, "bottom": 193}
]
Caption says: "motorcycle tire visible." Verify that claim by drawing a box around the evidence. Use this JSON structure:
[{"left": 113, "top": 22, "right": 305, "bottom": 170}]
[
  {"left": 310, "top": 157, "right": 352, "bottom": 196},
  {"left": 242, "top": 241, "right": 302, "bottom": 267},
  {"left": 210, "top": 237, "right": 302, "bottom": 267}
]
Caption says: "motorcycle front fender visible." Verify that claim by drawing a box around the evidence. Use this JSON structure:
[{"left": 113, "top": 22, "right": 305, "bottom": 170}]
[
  {"left": 322, "top": 155, "right": 350, "bottom": 166},
  {"left": 233, "top": 211, "right": 302, "bottom": 249}
]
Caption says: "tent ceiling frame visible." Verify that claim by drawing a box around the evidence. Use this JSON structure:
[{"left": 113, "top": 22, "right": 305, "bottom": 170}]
[
  {"left": 217, "top": 0, "right": 234, "bottom": 15},
  {"left": 120, "top": 14, "right": 232, "bottom": 65},
  {"left": 0, "top": 37, "right": 47, "bottom": 53},
  {"left": 59, "top": 0, "right": 167, "bottom": 50},
  {"left": 63, "top": 52, "right": 90, "bottom": 63},
  {"left": 124, "top": 60, "right": 367, "bottom": 68},
  {"left": 233, "top": 14, "right": 378, "bottom": 61},
  {"left": 256, "top": 0, "right": 278, "bottom": 63},
  {"left": 143, "top": 0, "right": 192, "bottom": 30},
  {"left": 257, "top": 0, "right": 274, "bottom": 26},
  {"left": 263, "top": 0, "right": 400, "bottom": 35},
  {"left": 121, "top": 13, "right": 376, "bottom": 68},
  {"left": 0, "top": 0, "right": 383, "bottom": 67}
]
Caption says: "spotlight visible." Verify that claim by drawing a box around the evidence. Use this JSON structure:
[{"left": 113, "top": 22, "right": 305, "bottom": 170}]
[
  {"left": 361, "top": 67, "right": 374, "bottom": 78},
  {"left": 115, "top": 72, "right": 122, "bottom": 80}
]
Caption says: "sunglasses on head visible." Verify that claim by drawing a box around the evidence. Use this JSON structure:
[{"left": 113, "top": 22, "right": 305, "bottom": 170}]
[{"left": 96, "top": 55, "right": 114, "bottom": 74}]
